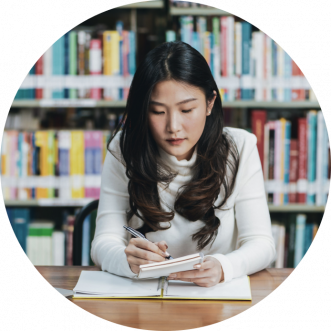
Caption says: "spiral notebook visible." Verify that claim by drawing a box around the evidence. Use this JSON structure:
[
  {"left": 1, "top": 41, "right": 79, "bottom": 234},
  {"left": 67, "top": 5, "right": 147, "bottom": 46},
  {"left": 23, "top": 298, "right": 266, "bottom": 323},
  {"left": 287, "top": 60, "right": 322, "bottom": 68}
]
[{"left": 73, "top": 271, "right": 252, "bottom": 301}]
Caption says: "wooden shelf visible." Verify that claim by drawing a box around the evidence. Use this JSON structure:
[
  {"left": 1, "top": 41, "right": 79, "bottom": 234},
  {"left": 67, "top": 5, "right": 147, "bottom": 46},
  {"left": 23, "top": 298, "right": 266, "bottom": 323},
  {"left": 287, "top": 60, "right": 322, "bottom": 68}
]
[
  {"left": 118, "top": 1, "right": 164, "bottom": 9},
  {"left": 4, "top": 200, "right": 325, "bottom": 212},
  {"left": 11, "top": 100, "right": 320, "bottom": 109},
  {"left": 170, "top": 6, "right": 230, "bottom": 16}
]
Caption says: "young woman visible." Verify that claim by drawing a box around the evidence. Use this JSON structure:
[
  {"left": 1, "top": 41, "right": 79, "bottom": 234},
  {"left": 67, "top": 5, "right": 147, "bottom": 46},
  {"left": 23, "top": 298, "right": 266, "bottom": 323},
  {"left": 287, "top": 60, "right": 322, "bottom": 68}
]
[{"left": 91, "top": 41, "right": 276, "bottom": 287}]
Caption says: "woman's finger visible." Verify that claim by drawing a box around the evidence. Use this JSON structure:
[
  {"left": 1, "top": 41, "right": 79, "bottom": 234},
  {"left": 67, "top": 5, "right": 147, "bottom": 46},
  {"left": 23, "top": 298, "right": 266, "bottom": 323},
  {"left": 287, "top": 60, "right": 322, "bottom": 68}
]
[
  {"left": 132, "top": 238, "right": 169, "bottom": 258},
  {"left": 168, "top": 269, "right": 210, "bottom": 279},
  {"left": 193, "top": 260, "right": 214, "bottom": 270},
  {"left": 155, "top": 240, "right": 168, "bottom": 253},
  {"left": 127, "top": 255, "right": 156, "bottom": 266},
  {"left": 130, "top": 245, "right": 166, "bottom": 262}
]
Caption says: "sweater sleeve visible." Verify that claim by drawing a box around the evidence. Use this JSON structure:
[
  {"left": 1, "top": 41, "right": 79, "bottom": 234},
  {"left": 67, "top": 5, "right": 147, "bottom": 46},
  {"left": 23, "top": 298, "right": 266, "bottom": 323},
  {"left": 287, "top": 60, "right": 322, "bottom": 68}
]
[
  {"left": 209, "top": 130, "right": 276, "bottom": 283},
  {"left": 90, "top": 134, "right": 137, "bottom": 278}
]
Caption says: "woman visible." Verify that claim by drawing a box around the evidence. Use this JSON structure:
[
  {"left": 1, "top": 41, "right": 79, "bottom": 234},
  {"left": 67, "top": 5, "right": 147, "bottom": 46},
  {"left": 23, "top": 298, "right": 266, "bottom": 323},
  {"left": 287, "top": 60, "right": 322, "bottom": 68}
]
[{"left": 91, "top": 41, "right": 276, "bottom": 287}]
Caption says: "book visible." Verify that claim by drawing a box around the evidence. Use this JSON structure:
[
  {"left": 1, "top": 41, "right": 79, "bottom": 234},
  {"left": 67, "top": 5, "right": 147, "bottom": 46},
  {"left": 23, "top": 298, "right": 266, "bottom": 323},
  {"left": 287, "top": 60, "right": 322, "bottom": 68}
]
[
  {"left": 73, "top": 271, "right": 252, "bottom": 300},
  {"left": 138, "top": 253, "right": 204, "bottom": 279}
]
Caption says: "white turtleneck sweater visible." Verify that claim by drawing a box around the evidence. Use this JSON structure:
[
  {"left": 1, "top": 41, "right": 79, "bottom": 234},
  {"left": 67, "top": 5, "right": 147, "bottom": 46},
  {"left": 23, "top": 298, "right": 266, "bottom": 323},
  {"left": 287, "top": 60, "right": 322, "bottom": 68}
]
[{"left": 91, "top": 127, "right": 276, "bottom": 283}]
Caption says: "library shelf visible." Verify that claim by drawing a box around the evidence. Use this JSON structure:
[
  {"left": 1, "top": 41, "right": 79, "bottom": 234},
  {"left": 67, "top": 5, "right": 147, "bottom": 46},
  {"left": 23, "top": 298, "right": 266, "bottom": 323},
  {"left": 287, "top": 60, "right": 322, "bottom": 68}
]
[
  {"left": 10, "top": 100, "right": 321, "bottom": 109},
  {"left": 119, "top": 1, "right": 164, "bottom": 9},
  {"left": 4, "top": 200, "right": 325, "bottom": 212},
  {"left": 169, "top": 6, "right": 230, "bottom": 16}
]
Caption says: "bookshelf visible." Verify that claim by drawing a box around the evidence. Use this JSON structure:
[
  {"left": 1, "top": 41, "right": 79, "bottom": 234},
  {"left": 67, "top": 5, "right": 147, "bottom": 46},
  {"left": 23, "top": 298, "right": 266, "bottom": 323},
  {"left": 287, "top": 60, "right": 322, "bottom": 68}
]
[
  {"left": 11, "top": 100, "right": 321, "bottom": 108},
  {"left": 5, "top": 1, "right": 328, "bottom": 268}
]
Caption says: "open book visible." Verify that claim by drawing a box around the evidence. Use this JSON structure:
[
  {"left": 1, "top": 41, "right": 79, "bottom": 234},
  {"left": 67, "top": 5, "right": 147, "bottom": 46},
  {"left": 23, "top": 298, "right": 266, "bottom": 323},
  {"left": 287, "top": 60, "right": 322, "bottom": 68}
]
[{"left": 73, "top": 271, "right": 252, "bottom": 301}]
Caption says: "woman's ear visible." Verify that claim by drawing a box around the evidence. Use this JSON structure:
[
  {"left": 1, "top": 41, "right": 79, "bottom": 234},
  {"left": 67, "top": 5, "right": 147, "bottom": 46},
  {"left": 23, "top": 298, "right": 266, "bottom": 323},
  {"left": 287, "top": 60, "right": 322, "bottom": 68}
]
[{"left": 206, "top": 90, "right": 217, "bottom": 116}]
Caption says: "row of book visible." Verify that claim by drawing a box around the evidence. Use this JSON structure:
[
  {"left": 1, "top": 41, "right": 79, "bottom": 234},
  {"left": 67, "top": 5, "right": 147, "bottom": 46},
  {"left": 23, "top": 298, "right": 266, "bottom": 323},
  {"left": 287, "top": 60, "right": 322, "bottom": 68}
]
[
  {"left": 2, "top": 111, "right": 329, "bottom": 204},
  {"left": 14, "top": 21, "right": 136, "bottom": 101},
  {"left": 269, "top": 214, "right": 318, "bottom": 268},
  {"left": 1, "top": 129, "right": 115, "bottom": 200},
  {"left": 6, "top": 207, "right": 96, "bottom": 266},
  {"left": 165, "top": 16, "right": 315, "bottom": 102},
  {"left": 251, "top": 110, "right": 330, "bottom": 206},
  {"left": 7, "top": 206, "right": 319, "bottom": 268},
  {"left": 14, "top": 17, "right": 316, "bottom": 103}
]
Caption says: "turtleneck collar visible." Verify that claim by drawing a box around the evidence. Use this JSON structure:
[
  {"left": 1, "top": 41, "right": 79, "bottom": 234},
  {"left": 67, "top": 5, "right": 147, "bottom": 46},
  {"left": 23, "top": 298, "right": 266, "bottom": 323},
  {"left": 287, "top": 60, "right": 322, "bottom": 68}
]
[{"left": 157, "top": 144, "right": 198, "bottom": 176}]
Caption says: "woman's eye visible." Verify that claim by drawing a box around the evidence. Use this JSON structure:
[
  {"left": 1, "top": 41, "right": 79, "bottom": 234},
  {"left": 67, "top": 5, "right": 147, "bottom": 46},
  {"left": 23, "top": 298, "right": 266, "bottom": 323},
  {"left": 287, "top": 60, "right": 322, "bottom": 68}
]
[
  {"left": 152, "top": 109, "right": 192, "bottom": 115},
  {"left": 152, "top": 111, "right": 164, "bottom": 115}
]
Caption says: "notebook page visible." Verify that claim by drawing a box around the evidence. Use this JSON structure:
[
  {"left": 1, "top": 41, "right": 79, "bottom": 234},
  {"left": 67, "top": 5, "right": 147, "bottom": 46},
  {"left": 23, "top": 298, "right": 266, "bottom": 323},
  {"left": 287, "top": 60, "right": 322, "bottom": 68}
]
[
  {"left": 73, "top": 271, "right": 161, "bottom": 296},
  {"left": 165, "top": 275, "right": 251, "bottom": 300}
]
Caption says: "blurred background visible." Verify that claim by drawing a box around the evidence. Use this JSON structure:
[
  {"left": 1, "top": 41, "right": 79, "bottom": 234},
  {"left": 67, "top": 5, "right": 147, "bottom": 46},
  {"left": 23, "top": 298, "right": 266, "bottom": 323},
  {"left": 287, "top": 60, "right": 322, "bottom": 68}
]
[{"left": 1, "top": 1, "right": 329, "bottom": 270}]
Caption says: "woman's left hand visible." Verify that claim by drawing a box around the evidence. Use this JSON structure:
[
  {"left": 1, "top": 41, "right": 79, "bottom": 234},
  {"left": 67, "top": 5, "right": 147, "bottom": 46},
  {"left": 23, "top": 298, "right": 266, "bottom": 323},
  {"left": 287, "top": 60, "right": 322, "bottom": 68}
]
[{"left": 167, "top": 256, "right": 224, "bottom": 287}]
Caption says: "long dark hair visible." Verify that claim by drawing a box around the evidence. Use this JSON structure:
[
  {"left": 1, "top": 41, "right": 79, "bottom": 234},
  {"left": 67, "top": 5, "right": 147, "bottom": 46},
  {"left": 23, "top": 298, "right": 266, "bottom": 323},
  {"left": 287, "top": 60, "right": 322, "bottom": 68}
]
[{"left": 108, "top": 41, "right": 239, "bottom": 250}]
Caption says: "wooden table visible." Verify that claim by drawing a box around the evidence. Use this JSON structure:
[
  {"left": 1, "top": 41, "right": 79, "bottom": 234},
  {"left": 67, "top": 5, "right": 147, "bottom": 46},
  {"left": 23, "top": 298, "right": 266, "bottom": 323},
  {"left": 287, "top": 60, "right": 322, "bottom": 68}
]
[{"left": 36, "top": 266, "right": 293, "bottom": 330}]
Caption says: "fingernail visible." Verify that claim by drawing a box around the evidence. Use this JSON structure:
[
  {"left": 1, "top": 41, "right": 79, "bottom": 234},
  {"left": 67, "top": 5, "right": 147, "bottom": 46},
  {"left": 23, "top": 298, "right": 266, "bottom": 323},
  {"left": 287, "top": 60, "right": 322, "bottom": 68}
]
[
  {"left": 165, "top": 244, "right": 169, "bottom": 249},
  {"left": 165, "top": 251, "right": 170, "bottom": 257},
  {"left": 194, "top": 264, "right": 201, "bottom": 269}
]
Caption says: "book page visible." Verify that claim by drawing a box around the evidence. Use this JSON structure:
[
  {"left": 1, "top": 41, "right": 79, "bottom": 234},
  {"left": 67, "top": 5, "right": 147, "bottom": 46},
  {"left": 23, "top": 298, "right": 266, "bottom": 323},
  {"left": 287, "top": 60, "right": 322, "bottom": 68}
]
[
  {"left": 73, "top": 271, "right": 161, "bottom": 297},
  {"left": 165, "top": 275, "right": 251, "bottom": 300}
]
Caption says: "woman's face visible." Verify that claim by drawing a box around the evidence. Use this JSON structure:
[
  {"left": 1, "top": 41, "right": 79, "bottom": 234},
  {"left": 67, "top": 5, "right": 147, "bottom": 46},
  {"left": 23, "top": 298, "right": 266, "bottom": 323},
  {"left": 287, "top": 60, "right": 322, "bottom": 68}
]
[{"left": 148, "top": 80, "right": 216, "bottom": 161}]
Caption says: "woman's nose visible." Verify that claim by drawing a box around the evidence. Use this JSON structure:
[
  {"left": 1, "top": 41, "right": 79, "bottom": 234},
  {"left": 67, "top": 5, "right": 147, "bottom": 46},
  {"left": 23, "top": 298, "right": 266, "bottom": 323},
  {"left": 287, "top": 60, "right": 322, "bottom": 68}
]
[{"left": 166, "top": 112, "right": 181, "bottom": 133}]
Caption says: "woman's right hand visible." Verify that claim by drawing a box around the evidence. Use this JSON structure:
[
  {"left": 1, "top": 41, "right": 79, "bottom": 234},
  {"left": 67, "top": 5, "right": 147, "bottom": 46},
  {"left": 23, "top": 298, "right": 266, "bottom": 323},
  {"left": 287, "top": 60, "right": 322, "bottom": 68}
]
[{"left": 124, "top": 238, "right": 169, "bottom": 274}]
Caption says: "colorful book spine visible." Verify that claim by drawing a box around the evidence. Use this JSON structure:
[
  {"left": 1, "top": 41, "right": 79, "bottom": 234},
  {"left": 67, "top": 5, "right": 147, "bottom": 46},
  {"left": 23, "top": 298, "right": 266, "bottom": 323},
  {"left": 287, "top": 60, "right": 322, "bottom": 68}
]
[
  {"left": 82, "top": 214, "right": 91, "bottom": 266},
  {"left": 289, "top": 139, "right": 299, "bottom": 203},
  {"left": 35, "top": 55, "right": 43, "bottom": 99},
  {"left": 70, "top": 131, "right": 85, "bottom": 198},
  {"left": 283, "top": 120, "right": 291, "bottom": 203},
  {"left": 69, "top": 31, "right": 78, "bottom": 99},
  {"left": 307, "top": 111, "right": 317, "bottom": 204},
  {"left": 84, "top": 131, "right": 94, "bottom": 198},
  {"left": 58, "top": 130, "right": 71, "bottom": 199},
  {"left": 297, "top": 117, "right": 308, "bottom": 203},
  {"left": 43, "top": 45, "right": 53, "bottom": 99},
  {"left": 241, "top": 22, "right": 252, "bottom": 100},
  {"left": 294, "top": 214, "right": 306, "bottom": 267},
  {"left": 89, "top": 39, "right": 102, "bottom": 100},
  {"left": 92, "top": 131, "right": 103, "bottom": 198},
  {"left": 52, "top": 35, "right": 65, "bottom": 99},
  {"left": 251, "top": 110, "right": 267, "bottom": 172}
]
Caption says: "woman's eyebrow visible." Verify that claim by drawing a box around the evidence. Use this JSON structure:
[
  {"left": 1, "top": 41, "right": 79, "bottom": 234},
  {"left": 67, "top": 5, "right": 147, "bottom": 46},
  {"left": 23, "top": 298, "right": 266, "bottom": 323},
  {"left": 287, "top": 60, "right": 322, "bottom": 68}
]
[{"left": 150, "top": 98, "right": 197, "bottom": 106}]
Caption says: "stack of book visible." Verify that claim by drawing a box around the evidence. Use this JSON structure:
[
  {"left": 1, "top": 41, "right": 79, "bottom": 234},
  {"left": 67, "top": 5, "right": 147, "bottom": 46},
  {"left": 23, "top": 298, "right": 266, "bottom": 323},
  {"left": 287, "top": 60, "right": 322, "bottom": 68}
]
[
  {"left": 6, "top": 207, "right": 96, "bottom": 266},
  {"left": 166, "top": 16, "right": 315, "bottom": 102},
  {"left": 14, "top": 21, "right": 136, "bottom": 101},
  {"left": 251, "top": 110, "right": 330, "bottom": 206}
]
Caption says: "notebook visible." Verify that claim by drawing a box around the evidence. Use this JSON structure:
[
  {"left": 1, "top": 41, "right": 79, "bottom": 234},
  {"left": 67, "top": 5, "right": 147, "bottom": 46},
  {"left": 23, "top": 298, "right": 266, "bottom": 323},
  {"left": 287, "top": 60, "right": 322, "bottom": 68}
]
[
  {"left": 138, "top": 252, "right": 204, "bottom": 279},
  {"left": 73, "top": 271, "right": 252, "bottom": 301}
]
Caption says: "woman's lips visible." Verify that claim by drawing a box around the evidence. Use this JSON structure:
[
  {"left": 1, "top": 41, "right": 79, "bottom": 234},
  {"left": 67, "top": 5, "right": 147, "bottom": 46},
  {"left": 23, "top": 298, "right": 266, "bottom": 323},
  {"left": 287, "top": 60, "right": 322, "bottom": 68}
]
[{"left": 166, "top": 138, "right": 185, "bottom": 145}]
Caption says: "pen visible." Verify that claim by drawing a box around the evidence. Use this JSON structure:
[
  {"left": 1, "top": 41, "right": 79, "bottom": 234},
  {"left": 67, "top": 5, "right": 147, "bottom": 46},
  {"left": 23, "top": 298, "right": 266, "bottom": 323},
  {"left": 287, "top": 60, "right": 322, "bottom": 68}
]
[{"left": 123, "top": 225, "right": 174, "bottom": 260}]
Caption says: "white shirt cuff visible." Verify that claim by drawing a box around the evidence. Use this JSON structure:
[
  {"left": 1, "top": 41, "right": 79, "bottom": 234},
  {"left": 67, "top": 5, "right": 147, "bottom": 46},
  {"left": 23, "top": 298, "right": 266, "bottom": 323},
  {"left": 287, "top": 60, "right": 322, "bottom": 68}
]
[{"left": 206, "top": 254, "right": 234, "bottom": 283}]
